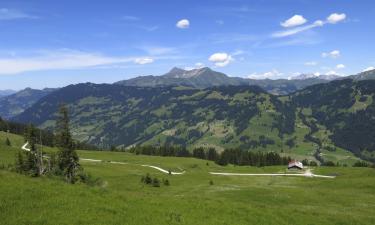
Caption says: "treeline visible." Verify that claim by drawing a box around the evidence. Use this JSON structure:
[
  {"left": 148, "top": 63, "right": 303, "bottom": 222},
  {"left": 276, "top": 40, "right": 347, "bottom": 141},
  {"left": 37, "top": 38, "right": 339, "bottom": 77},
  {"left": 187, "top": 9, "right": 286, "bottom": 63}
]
[
  {"left": 0, "top": 116, "right": 98, "bottom": 150},
  {"left": 129, "top": 145, "right": 290, "bottom": 167}
]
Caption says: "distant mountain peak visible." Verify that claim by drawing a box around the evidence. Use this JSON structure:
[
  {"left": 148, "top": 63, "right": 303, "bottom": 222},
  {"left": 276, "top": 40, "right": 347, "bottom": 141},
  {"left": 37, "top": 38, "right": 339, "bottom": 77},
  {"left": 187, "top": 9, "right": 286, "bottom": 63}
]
[
  {"left": 164, "top": 66, "right": 216, "bottom": 78},
  {"left": 290, "top": 73, "right": 340, "bottom": 81}
]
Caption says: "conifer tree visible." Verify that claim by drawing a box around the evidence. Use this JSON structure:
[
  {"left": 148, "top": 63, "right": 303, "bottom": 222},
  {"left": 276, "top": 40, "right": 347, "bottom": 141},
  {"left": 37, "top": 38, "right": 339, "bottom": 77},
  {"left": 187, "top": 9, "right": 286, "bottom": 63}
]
[
  {"left": 56, "top": 104, "right": 80, "bottom": 183},
  {"left": 5, "top": 137, "right": 11, "bottom": 146}
]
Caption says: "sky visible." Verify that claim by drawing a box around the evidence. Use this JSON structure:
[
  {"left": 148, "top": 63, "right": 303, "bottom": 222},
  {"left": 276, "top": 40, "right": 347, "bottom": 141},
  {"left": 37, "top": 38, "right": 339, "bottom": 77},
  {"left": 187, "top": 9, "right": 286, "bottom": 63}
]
[{"left": 0, "top": 0, "right": 374, "bottom": 90}]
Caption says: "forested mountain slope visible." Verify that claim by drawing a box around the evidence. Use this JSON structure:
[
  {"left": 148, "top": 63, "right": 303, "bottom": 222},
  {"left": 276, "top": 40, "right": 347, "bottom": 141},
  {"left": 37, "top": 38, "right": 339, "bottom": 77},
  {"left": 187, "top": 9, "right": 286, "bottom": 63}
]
[
  {"left": 0, "top": 88, "right": 56, "bottom": 119},
  {"left": 14, "top": 79, "right": 375, "bottom": 162}
]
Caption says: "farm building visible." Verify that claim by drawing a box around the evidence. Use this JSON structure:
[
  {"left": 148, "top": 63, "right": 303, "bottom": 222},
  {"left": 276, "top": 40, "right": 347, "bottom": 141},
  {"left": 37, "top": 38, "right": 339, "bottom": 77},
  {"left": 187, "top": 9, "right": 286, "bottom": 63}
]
[{"left": 288, "top": 160, "right": 303, "bottom": 170}]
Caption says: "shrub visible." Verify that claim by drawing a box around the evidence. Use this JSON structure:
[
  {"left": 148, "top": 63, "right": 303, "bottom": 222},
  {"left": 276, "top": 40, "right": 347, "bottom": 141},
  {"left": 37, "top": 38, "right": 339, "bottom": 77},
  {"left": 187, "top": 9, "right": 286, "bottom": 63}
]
[
  {"left": 209, "top": 180, "right": 214, "bottom": 185},
  {"left": 163, "top": 178, "right": 170, "bottom": 186},
  {"left": 141, "top": 173, "right": 152, "bottom": 184},
  {"left": 152, "top": 178, "right": 160, "bottom": 187},
  {"left": 5, "top": 137, "right": 11, "bottom": 146},
  {"left": 353, "top": 161, "right": 369, "bottom": 167},
  {"left": 322, "top": 161, "right": 335, "bottom": 167}
]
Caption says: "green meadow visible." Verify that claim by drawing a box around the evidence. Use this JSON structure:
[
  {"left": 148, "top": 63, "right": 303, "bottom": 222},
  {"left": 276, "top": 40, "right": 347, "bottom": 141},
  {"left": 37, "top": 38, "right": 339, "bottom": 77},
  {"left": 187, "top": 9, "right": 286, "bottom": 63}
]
[{"left": 0, "top": 132, "right": 375, "bottom": 225}]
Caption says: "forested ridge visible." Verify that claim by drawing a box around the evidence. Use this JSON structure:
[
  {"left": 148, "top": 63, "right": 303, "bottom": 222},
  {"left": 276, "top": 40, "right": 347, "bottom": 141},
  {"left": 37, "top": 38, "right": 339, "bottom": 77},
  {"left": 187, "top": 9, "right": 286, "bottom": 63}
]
[{"left": 12, "top": 79, "right": 375, "bottom": 162}]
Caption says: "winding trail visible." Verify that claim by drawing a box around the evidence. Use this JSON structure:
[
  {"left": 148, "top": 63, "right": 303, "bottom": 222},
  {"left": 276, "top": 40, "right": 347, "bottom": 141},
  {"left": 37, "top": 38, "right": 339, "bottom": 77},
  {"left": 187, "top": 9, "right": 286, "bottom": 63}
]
[
  {"left": 21, "top": 142, "right": 334, "bottom": 178},
  {"left": 209, "top": 169, "right": 335, "bottom": 179}
]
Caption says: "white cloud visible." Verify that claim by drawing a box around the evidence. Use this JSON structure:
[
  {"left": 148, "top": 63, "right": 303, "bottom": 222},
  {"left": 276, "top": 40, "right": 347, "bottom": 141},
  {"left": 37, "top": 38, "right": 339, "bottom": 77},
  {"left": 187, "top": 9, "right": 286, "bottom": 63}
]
[
  {"left": 0, "top": 49, "right": 136, "bottom": 75},
  {"left": 138, "top": 46, "right": 176, "bottom": 55},
  {"left": 281, "top": 15, "right": 307, "bottom": 28},
  {"left": 314, "top": 72, "right": 321, "bottom": 76},
  {"left": 272, "top": 20, "right": 323, "bottom": 38},
  {"left": 322, "top": 50, "right": 340, "bottom": 58},
  {"left": 363, "top": 66, "right": 375, "bottom": 72},
  {"left": 0, "top": 8, "right": 37, "bottom": 20},
  {"left": 134, "top": 57, "right": 154, "bottom": 65},
  {"left": 336, "top": 64, "right": 345, "bottom": 69},
  {"left": 195, "top": 62, "right": 205, "bottom": 69},
  {"left": 272, "top": 12, "right": 346, "bottom": 38},
  {"left": 305, "top": 61, "right": 318, "bottom": 66},
  {"left": 327, "top": 70, "right": 339, "bottom": 75},
  {"left": 208, "top": 52, "right": 233, "bottom": 67},
  {"left": 327, "top": 13, "right": 346, "bottom": 24},
  {"left": 184, "top": 62, "right": 205, "bottom": 70},
  {"left": 232, "top": 50, "right": 245, "bottom": 56},
  {"left": 176, "top": 19, "right": 190, "bottom": 29},
  {"left": 248, "top": 69, "right": 283, "bottom": 79}
]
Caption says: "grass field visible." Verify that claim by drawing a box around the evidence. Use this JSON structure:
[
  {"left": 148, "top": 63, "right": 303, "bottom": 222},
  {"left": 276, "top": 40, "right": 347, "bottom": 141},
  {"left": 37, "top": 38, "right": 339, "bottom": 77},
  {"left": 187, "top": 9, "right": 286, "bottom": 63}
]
[{"left": 1, "top": 132, "right": 375, "bottom": 225}]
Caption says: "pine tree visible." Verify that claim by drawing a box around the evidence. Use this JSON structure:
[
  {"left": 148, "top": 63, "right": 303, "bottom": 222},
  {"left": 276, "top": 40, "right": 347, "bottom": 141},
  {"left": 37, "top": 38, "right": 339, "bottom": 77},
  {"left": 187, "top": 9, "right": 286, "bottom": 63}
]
[
  {"left": 5, "top": 137, "right": 11, "bottom": 146},
  {"left": 24, "top": 124, "right": 42, "bottom": 176},
  {"left": 56, "top": 104, "right": 80, "bottom": 183}
]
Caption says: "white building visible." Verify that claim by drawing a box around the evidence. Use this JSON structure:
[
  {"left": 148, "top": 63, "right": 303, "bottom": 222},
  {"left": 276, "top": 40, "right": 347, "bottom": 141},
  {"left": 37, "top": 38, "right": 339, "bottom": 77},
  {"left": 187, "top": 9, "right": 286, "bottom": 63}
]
[{"left": 288, "top": 160, "right": 303, "bottom": 170}]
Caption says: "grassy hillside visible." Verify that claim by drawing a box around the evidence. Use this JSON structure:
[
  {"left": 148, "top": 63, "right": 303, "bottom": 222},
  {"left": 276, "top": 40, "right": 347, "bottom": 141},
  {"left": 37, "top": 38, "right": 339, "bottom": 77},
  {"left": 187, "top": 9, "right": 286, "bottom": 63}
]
[{"left": 1, "top": 132, "right": 375, "bottom": 225}]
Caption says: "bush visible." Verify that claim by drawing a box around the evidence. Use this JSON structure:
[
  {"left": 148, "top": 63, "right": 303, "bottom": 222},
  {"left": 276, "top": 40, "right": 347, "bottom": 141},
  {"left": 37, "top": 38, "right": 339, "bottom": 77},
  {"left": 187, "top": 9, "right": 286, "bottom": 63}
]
[
  {"left": 309, "top": 161, "right": 318, "bottom": 167},
  {"left": 322, "top": 161, "right": 335, "bottom": 167},
  {"left": 141, "top": 173, "right": 152, "bottom": 184},
  {"left": 5, "top": 137, "right": 11, "bottom": 146},
  {"left": 163, "top": 178, "right": 170, "bottom": 186},
  {"left": 152, "top": 178, "right": 160, "bottom": 187},
  {"left": 353, "top": 161, "right": 369, "bottom": 167},
  {"left": 209, "top": 180, "right": 214, "bottom": 185},
  {"left": 77, "top": 171, "right": 103, "bottom": 186}
]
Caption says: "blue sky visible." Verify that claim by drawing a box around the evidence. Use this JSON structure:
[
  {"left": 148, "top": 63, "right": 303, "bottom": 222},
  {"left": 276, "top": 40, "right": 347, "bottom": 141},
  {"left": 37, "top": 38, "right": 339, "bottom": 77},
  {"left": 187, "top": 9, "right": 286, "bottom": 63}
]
[{"left": 0, "top": 0, "right": 374, "bottom": 90}]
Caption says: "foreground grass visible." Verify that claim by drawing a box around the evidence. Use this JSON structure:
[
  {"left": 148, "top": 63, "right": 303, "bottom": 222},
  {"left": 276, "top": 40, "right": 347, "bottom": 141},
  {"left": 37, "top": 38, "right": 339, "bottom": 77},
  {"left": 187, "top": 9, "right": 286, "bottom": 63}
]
[{"left": 1, "top": 133, "right": 375, "bottom": 225}]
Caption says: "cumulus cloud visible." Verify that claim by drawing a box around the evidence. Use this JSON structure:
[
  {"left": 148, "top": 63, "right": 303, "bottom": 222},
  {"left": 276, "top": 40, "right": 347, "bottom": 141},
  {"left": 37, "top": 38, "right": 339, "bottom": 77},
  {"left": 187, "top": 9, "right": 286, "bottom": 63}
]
[
  {"left": 281, "top": 15, "right": 307, "bottom": 28},
  {"left": 272, "top": 12, "right": 346, "bottom": 38},
  {"left": 336, "top": 64, "right": 345, "bottom": 69},
  {"left": 363, "top": 66, "right": 375, "bottom": 72},
  {"left": 208, "top": 52, "right": 233, "bottom": 67},
  {"left": 134, "top": 57, "right": 154, "bottom": 65},
  {"left": 0, "top": 49, "right": 136, "bottom": 75},
  {"left": 248, "top": 69, "right": 283, "bottom": 80},
  {"left": 322, "top": 50, "right": 340, "bottom": 58},
  {"left": 0, "top": 8, "right": 37, "bottom": 20},
  {"left": 327, "top": 13, "right": 346, "bottom": 24},
  {"left": 176, "top": 19, "right": 190, "bottom": 29},
  {"left": 305, "top": 61, "right": 318, "bottom": 66}
]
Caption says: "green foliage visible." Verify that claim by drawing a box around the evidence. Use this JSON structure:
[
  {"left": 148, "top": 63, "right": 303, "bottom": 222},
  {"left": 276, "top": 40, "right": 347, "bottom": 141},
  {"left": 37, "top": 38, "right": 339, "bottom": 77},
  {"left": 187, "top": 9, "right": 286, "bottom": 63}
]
[
  {"left": 56, "top": 105, "right": 80, "bottom": 183},
  {"left": 152, "top": 178, "right": 160, "bottom": 187},
  {"left": 353, "top": 161, "right": 369, "bottom": 167},
  {"left": 5, "top": 137, "right": 10, "bottom": 146},
  {"left": 162, "top": 178, "right": 170, "bottom": 186}
]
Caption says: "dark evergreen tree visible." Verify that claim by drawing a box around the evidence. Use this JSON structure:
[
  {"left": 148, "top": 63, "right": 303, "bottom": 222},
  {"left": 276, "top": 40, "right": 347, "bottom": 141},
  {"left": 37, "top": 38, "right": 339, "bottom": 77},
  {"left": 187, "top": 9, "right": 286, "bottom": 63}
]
[
  {"left": 5, "top": 137, "right": 11, "bottom": 146},
  {"left": 207, "top": 148, "right": 218, "bottom": 161},
  {"left": 56, "top": 105, "right": 80, "bottom": 183}
]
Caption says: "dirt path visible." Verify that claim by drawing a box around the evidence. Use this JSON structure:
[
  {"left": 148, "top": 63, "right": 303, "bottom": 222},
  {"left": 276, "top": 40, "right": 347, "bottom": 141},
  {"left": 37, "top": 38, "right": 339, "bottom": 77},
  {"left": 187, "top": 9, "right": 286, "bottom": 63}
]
[
  {"left": 209, "top": 169, "right": 335, "bottom": 178},
  {"left": 22, "top": 142, "right": 185, "bottom": 175},
  {"left": 21, "top": 142, "right": 334, "bottom": 178}
]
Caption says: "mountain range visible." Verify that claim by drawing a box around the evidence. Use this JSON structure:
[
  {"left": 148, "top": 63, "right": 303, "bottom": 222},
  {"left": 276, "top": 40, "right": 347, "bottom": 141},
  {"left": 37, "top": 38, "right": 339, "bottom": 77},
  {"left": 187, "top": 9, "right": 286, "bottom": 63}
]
[
  {"left": 0, "top": 88, "right": 56, "bottom": 119},
  {"left": 116, "top": 67, "right": 335, "bottom": 95},
  {"left": 1, "top": 68, "right": 375, "bottom": 163},
  {"left": 0, "top": 90, "right": 17, "bottom": 98}
]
